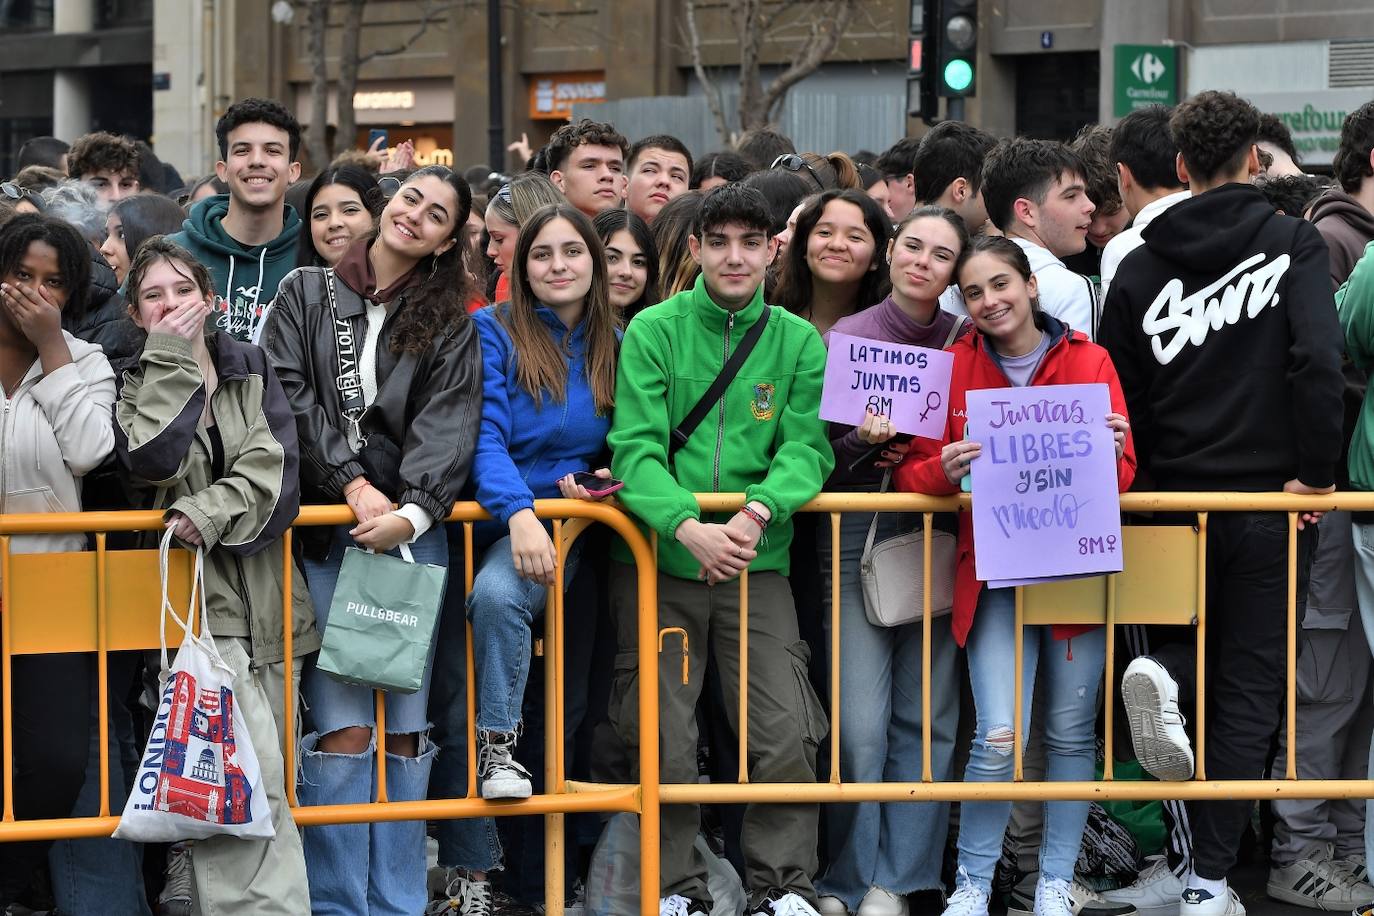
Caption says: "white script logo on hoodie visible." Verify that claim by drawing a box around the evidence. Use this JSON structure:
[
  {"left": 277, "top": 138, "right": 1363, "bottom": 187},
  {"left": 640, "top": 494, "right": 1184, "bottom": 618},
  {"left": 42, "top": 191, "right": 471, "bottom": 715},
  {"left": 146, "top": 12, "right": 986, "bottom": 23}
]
[{"left": 1142, "top": 252, "right": 1291, "bottom": 365}]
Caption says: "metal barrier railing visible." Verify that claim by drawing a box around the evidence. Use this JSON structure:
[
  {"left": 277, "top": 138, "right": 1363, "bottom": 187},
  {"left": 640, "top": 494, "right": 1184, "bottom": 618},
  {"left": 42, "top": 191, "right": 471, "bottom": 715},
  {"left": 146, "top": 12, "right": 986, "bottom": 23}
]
[{"left": 3, "top": 492, "right": 1374, "bottom": 916}]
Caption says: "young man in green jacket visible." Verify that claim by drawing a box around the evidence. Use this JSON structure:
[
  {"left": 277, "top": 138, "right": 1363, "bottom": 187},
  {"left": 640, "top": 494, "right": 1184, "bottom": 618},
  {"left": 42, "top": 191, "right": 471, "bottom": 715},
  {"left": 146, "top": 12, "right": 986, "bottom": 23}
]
[{"left": 608, "top": 184, "right": 835, "bottom": 916}]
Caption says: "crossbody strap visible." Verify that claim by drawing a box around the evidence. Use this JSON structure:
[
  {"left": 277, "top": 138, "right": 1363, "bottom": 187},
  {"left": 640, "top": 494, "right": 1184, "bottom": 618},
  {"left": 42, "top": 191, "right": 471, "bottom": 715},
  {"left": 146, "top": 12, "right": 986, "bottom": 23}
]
[
  {"left": 323, "top": 268, "right": 368, "bottom": 449},
  {"left": 1082, "top": 273, "right": 1102, "bottom": 340},
  {"left": 669, "top": 306, "right": 771, "bottom": 458},
  {"left": 862, "top": 469, "right": 894, "bottom": 557}
]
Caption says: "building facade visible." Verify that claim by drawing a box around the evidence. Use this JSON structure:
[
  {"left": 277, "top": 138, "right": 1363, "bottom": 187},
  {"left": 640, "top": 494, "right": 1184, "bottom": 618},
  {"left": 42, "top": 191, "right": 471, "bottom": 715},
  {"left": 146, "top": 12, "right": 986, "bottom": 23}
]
[{"left": 133, "top": 1, "right": 1368, "bottom": 178}]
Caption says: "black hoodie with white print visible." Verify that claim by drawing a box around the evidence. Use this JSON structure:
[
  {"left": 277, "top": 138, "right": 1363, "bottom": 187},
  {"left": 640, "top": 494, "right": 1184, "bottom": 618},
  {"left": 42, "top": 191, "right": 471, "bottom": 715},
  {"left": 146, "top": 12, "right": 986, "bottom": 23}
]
[{"left": 1098, "top": 182, "right": 1344, "bottom": 492}]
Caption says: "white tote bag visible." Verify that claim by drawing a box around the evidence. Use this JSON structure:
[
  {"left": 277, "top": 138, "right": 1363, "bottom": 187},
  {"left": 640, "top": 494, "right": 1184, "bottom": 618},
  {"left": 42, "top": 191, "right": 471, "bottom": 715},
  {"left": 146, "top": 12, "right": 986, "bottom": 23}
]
[{"left": 114, "top": 529, "right": 275, "bottom": 841}]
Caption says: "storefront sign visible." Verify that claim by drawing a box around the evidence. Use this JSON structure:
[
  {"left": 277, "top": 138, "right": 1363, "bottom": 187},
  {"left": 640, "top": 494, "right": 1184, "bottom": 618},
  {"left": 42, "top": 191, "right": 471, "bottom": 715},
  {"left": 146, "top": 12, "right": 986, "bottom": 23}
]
[
  {"left": 966, "top": 383, "right": 1123, "bottom": 587},
  {"left": 1113, "top": 44, "right": 1177, "bottom": 117},
  {"left": 354, "top": 91, "right": 415, "bottom": 111},
  {"left": 1245, "top": 90, "right": 1370, "bottom": 167},
  {"left": 819, "top": 333, "right": 954, "bottom": 439},
  {"left": 529, "top": 72, "right": 607, "bottom": 120}
]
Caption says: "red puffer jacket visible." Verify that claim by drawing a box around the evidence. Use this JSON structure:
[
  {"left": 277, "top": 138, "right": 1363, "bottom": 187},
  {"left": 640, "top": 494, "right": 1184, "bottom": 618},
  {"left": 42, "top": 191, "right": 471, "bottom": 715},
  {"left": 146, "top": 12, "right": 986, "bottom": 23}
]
[{"left": 894, "top": 315, "right": 1136, "bottom": 647}]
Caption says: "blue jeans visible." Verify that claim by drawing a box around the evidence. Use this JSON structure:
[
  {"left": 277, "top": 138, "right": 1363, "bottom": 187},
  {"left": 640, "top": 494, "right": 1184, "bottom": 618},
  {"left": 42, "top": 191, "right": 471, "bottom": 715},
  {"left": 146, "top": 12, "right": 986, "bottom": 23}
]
[
  {"left": 816, "top": 511, "right": 960, "bottom": 908},
  {"left": 299, "top": 523, "right": 448, "bottom": 916},
  {"left": 958, "top": 586, "right": 1105, "bottom": 893}
]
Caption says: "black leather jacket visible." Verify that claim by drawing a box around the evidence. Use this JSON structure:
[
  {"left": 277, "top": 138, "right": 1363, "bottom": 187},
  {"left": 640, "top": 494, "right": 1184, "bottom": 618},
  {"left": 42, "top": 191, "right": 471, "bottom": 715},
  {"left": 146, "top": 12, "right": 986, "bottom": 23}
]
[{"left": 262, "top": 266, "right": 483, "bottom": 524}]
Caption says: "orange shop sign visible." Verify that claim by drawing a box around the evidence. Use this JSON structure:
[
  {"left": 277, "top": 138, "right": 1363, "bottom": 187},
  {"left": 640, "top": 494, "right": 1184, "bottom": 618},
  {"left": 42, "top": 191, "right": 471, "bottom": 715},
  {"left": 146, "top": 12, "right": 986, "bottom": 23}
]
[{"left": 529, "top": 72, "right": 606, "bottom": 120}]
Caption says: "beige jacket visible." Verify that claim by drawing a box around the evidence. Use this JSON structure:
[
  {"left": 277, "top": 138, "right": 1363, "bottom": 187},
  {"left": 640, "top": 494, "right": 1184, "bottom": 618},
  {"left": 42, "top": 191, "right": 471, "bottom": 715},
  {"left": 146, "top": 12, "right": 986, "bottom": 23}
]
[{"left": 1, "top": 331, "right": 116, "bottom": 554}]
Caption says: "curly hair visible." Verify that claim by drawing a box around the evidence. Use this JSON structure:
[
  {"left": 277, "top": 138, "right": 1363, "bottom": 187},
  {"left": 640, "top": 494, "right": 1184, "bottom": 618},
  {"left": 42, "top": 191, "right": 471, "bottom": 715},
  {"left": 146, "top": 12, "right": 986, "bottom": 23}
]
[
  {"left": 1257, "top": 112, "right": 1300, "bottom": 166},
  {"left": 1334, "top": 101, "right": 1374, "bottom": 194},
  {"left": 215, "top": 97, "right": 302, "bottom": 162},
  {"left": 1256, "top": 173, "right": 1331, "bottom": 217},
  {"left": 67, "top": 132, "right": 141, "bottom": 182},
  {"left": 383, "top": 165, "right": 476, "bottom": 353},
  {"left": 980, "top": 138, "right": 1087, "bottom": 233},
  {"left": 1169, "top": 91, "right": 1260, "bottom": 184},
  {"left": 0, "top": 213, "right": 93, "bottom": 323},
  {"left": 773, "top": 188, "right": 892, "bottom": 317},
  {"left": 1070, "top": 124, "right": 1123, "bottom": 213},
  {"left": 124, "top": 236, "right": 214, "bottom": 307},
  {"left": 42, "top": 180, "right": 107, "bottom": 242},
  {"left": 545, "top": 119, "right": 630, "bottom": 173},
  {"left": 504, "top": 204, "right": 617, "bottom": 413}
]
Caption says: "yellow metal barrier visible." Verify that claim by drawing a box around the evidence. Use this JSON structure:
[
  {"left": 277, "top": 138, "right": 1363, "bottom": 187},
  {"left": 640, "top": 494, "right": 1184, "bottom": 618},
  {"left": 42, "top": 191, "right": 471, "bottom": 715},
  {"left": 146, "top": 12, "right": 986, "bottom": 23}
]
[{"left": 3, "top": 491, "right": 1374, "bottom": 916}]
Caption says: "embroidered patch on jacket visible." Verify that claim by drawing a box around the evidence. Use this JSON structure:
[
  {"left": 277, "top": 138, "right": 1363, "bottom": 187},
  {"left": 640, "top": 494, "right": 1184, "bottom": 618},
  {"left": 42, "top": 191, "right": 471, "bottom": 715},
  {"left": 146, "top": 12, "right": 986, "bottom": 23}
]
[{"left": 751, "top": 383, "right": 775, "bottom": 420}]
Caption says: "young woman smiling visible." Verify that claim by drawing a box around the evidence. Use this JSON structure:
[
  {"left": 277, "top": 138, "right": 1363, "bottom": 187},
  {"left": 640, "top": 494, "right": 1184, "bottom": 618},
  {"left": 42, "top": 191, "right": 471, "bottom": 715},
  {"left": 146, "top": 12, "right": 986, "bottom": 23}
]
[
  {"left": 896, "top": 235, "right": 1133, "bottom": 916},
  {"left": 264, "top": 165, "right": 483, "bottom": 916},
  {"left": 295, "top": 165, "right": 383, "bottom": 268},
  {"left": 593, "top": 207, "right": 659, "bottom": 317},
  {"left": 775, "top": 188, "right": 892, "bottom": 336},
  {"left": 427, "top": 203, "right": 618, "bottom": 911},
  {"left": 814, "top": 207, "right": 972, "bottom": 916}
]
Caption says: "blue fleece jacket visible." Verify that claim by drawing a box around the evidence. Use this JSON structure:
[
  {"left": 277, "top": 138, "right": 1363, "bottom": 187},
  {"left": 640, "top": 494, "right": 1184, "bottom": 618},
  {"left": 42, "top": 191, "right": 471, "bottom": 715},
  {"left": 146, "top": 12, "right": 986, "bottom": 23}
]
[{"left": 471, "top": 304, "right": 611, "bottom": 528}]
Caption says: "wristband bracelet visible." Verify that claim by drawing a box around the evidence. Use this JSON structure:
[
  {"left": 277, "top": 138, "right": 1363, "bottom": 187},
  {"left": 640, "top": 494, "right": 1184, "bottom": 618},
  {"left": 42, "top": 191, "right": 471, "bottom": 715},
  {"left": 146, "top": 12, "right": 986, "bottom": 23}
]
[
  {"left": 741, "top": 505, "right": 769, "bottom": 531},
  {"left": 344, "top": 482, "right": 366, "bottom": 499}
]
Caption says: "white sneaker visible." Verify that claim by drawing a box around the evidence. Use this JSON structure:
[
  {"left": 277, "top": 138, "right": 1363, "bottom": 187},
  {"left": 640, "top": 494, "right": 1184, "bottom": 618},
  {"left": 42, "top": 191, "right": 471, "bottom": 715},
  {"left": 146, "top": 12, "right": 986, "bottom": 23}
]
[
  {"left": 941, "top": 871, "right": 990, "bottom": 916},
  {"left": 817, "top": 895, "right": 850, "bottom": 916},
  {"left": 858, "top": 887, "right": 909, "bottom": 916},
  {"left": 478, "top": 730, "right": 533, "bottom": 799},
  {"left": 1008, "top": 871, "right": 1138, "bottom": 916},
  {"left": 1334, "top": 857, "right": 1373, "bottom": 893},
  {"left": 660, "top": 895, "right": 709, "bottom": 916},
  {"left": 1036, "top": 878, "right": 1076, "bottom": 916},
  {"left": 1099, "top": 857, "right": 1186, "bottom": 916},
  {"left": 1270, "top": 855, "right": 1374, "bottom": 910},
  {"left": 426, "top": 870, "right": 493, "bottom": 916},
  {"left": 1121, "top": 657, "right": 1194, "bottom": 781},
  {"left": 752, "top": 892, "right": 823, "bottom": 916},
  {"left": 1180, "top": 886, "right": 1245, "bottom": 916}
]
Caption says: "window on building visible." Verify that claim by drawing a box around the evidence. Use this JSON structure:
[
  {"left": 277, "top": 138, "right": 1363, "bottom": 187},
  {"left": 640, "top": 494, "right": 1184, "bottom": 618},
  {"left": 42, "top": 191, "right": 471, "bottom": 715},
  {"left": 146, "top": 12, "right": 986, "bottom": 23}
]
[
  {"left": 97, "top": 0, "right": 153, "bottom": 28},
  {"left": 0, "top": 0, "right": 55, "bottom": 31}
]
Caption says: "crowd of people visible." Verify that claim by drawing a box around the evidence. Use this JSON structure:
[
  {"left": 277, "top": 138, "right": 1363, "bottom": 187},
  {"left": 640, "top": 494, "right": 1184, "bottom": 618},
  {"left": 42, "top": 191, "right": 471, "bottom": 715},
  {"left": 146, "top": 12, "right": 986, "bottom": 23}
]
[{"left": 1, "top": 87, "right": 1373, "bottom": 916}]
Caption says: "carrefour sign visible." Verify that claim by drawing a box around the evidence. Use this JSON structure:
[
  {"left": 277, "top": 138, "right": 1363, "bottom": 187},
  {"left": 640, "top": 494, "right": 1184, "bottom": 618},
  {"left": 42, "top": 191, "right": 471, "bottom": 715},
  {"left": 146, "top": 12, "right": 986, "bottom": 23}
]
[
  {"left": 1246, "top": 90, "right": 1370, "bottom": 167},
  {"left": 1114, "top": 45, "right": 1178, "bottom": 117}
]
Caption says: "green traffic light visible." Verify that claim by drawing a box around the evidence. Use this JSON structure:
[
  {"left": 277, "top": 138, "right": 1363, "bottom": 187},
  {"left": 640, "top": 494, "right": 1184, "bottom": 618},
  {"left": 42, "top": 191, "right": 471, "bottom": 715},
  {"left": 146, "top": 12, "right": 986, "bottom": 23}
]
[{"left": 943, "top": 58, "right": 974, "bottom": 92}]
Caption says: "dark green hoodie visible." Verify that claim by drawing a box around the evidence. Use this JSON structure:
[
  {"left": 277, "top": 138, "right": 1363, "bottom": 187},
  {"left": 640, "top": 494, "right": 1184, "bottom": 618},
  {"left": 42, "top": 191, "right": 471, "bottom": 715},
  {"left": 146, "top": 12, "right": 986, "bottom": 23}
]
[{"left": 167, "top": 194, "right": 301, "bottom": 343}]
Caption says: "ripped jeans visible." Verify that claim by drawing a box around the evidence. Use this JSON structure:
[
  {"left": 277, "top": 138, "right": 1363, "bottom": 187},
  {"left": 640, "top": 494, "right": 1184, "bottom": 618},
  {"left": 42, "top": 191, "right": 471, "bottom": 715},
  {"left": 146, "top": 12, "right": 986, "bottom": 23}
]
[
  {"left": 299, "top": 524, "right": 448, "bottom": 916},
  {"left": 957, "top": 585, "right": 1105, "bottom": 893}
]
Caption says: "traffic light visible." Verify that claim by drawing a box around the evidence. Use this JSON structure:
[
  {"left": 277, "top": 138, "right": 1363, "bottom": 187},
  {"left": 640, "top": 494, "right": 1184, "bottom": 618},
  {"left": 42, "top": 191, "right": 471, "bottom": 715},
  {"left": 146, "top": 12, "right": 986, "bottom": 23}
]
[
  {"left": 906, "top": 0, "right": 939, "bottom": 123},
  {"left": 936, "top": 0, "right": 977, "bottom": 98}
]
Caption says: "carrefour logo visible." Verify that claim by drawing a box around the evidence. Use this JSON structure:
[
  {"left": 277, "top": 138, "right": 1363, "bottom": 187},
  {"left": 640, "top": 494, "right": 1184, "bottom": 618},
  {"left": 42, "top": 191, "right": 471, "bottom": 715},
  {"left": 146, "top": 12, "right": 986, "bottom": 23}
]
[{"left": 1132, "top": 52, "right": 1167, "bottom": 84}]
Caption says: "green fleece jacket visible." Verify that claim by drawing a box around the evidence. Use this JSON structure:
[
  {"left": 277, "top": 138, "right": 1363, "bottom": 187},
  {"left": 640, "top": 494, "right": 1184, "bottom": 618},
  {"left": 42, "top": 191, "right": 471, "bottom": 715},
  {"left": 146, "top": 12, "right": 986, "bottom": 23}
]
[
  {"left": 609, "top": 275, "right": 834, "bottom": 580},
  {"left": 1338, "top": 239, "right": 1374, "bottom": 491}
]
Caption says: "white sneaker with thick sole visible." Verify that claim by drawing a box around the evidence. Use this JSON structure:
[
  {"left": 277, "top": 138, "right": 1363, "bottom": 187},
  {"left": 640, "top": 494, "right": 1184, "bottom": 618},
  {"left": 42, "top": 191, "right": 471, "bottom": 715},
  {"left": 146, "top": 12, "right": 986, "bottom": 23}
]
[
  {"left": 1007, "top": 871, "right": 1138, "bottom": 916},
  {"left": 478, "top": 731, "right": 533, "bottom": 799},
  {"left": 1269, "top": 856, "right": 1374, "bottom": 911},
  {"left": 1180, "top": 886, "right": 1245, "bottom": 916},
  {"left": 1121, "top": 657, "right": 1194, "bottom": 781},
  {"left": 858, "top": 887, "right": 909, "bottom": 916},
  {"left": 1036, "top": 878, "right": 1077, "bottom": 916},
  {"left": 1098, "top": 857, "right": 1185, "bottom": 916}
]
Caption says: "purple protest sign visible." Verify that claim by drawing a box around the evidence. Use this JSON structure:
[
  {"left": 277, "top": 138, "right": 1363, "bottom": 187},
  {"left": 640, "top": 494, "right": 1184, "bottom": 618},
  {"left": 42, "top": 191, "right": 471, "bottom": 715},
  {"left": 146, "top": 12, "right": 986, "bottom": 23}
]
[
  {"left": 965, "top": 383, "right": 1123, "bottom": 585},
  {"left": 819, "top": 332, "right": 956, "bottom": 439}
]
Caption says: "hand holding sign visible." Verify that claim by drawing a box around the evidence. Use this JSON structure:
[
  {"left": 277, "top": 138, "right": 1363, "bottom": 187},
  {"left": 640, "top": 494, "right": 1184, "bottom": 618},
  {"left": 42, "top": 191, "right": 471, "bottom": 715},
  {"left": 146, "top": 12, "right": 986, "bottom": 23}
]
[{"left": 820, "top": 332, "right": 956, "bottom": 439}]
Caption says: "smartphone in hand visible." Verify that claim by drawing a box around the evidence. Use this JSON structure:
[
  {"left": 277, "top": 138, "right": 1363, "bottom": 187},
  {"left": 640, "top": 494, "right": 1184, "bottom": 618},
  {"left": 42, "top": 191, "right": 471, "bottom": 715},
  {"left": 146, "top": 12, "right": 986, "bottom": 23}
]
[{"left": 572, "top": 471, "right": 624, "bottom": 497}]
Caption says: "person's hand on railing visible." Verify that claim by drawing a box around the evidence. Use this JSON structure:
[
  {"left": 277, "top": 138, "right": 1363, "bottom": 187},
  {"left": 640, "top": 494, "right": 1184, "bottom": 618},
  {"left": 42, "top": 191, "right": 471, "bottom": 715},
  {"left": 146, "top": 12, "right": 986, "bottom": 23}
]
[
  {"left": 556, "top": 468, "right": 613, "bottom": 501},
  {"left": 510, "top": 508, "right": 559, "bottom": 586},
  {"left": 941, "top": 439, "right": 981, "bottom": 485},
  {"left": 1106, "top": 413, "right": 1130, "bottom": 461},
  {"left": 676, "top": 518, "right": 756, "bottom": 585},
  {"left": 1283, "top": 478, "right": 1337, "bottom": 530},
  {"left": 165, "top": 511, "right": 204, "bottom": 547}
]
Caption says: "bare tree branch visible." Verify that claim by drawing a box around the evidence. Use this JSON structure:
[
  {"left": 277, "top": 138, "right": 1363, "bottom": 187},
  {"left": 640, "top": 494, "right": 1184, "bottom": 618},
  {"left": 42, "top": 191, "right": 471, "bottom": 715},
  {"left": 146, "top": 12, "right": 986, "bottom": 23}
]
[
  {"left": 684, "top": 0, "right": 733, "bottom": 145},
  {"left": 357, "top": 0, "right": 447, "bottom": 65},
  {"left": 758, "top": 0, "right": 858, "bottom": 125}
]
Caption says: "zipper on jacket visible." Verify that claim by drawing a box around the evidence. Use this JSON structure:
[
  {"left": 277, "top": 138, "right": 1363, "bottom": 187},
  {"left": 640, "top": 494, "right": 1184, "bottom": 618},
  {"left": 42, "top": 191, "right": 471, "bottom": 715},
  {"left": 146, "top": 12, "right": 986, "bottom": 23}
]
[
  {"left": 712, "top": 312, "right": 733, "bottom": 492},
  {"left": 0, "top": 379, "right": 37, "bottom": 515}
]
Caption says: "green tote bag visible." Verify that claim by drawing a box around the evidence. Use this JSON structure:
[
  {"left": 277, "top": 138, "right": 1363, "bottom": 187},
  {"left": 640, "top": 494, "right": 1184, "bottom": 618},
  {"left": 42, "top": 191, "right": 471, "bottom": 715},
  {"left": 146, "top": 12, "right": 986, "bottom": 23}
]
[{"left": 316, "top": 542, "right": 448, "bottom": 694}]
